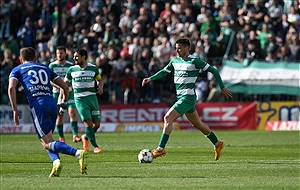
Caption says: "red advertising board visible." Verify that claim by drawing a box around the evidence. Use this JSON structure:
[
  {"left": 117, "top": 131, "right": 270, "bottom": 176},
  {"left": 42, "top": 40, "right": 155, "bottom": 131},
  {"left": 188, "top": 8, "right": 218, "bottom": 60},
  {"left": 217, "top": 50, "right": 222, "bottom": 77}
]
[
  {"left": 193, "top": 102, "right": 257, "bottom": 130},
  {"left": 0, "top": 103, "right": 258, "bottom": 133},
  {"left": 101, "top": 102, "right": 257, "bottom": 130},
  {"left": 265, "top": 121, "right": 300, "bottom": 131}
]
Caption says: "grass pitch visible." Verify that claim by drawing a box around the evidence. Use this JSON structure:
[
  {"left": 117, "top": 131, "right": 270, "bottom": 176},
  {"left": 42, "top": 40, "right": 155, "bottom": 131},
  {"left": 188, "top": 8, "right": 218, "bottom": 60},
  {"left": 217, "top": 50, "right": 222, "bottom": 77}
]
[{"left": 0, "top": 130, "right": 299, "bottom": 190}]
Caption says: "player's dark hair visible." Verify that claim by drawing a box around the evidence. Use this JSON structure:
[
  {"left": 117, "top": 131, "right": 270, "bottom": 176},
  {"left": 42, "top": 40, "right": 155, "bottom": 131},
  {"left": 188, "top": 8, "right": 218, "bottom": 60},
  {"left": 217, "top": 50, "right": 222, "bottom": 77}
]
[
  {"left": 176, "top": 38, "right": 191, "bottom": 47},
  {"left": 57, "top": 46, "right": 68, "bottom": 60},
  {"left": 20, "top": 47, "right": 36, "bottom": 61},
  {"left": 57, "top": 46, "right": 66, "bottom": 52},
  {"left": 75, "top": 48, "right": 88, "bottom": 60}
]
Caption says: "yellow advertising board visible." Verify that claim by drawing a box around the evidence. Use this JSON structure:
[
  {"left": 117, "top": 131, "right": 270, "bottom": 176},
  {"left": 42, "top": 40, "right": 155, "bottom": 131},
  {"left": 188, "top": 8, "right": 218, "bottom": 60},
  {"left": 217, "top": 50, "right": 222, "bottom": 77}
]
[{"left": 257, "top": 101, "right": 300, "bottom": 130}]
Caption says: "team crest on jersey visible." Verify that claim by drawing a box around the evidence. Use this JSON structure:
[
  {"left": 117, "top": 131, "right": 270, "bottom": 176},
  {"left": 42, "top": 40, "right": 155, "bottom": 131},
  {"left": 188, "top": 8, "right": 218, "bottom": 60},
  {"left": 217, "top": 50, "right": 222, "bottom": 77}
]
[{"left": 92, "top": 110, "right": 100, "bottom": 115}]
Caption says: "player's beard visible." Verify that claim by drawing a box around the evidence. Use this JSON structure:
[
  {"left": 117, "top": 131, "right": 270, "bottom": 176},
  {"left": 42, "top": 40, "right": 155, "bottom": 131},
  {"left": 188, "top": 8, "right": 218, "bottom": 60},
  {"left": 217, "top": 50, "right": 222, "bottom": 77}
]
[
  {"left": 75, "top": 60, "right": 83, "bottom": 67},
  {"left": 58, "top": 57, "right": 65, "bottom": 63}
]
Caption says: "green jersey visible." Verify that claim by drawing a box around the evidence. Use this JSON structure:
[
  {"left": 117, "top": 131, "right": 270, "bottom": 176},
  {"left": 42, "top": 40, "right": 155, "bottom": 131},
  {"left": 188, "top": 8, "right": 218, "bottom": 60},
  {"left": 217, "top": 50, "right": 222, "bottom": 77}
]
[
  {"left": 150, "top": 55, "right": 224, "bottom": 100},
  {"left": 49, "top": 60, "right": 74, "bottom": 93},
  {"left": 65, "top": 63, "right": 101, "bottom": 98}
]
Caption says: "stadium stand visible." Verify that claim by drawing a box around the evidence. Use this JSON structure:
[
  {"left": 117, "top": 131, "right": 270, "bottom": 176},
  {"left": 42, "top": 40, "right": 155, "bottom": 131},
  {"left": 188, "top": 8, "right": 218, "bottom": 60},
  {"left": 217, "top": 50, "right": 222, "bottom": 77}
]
[{"left": 0, "top": 0, "right": 299, "bottom": 105}]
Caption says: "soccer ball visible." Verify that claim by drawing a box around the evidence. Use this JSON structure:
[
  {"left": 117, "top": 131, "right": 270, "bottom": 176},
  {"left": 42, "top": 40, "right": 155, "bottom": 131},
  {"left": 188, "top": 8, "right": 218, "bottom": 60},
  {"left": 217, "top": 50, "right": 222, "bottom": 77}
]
[{"left": 138, "top": 149, "right": 153, "bottom": 163}]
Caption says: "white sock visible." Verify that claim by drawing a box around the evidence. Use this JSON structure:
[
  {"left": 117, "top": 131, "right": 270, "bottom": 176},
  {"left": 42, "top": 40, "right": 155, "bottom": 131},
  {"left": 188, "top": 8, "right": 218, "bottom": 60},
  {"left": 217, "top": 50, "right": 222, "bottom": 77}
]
[
  {"left": 157, "top": 147, "right": 164, "bottom": 151},
  {"left": 53, "top": 159, "right": 60, "bottom": 165},
  {"left": 75, "top": 150, "right": 81, "bottom": 159}
]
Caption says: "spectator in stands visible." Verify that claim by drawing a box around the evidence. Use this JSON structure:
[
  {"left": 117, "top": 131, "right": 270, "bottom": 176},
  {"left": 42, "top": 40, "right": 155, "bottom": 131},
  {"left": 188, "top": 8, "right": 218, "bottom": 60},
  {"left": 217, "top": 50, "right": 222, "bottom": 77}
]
[
  {"left": 90, "top": 14, "right": 105, "bottom": 39},
  {"left": 195, "top": 76, "right": 208, "bottom": 103},
  {"left": 160, "top": 2, "right": 176, "bottom": 21},
  {"left": 0, "top": 48, "right": 15, "bottom": 104},
  {"left": 156, "top": 36, "right": 172, "bottom": 67},
  {"left": 265, "top": 33, "right": 279, "bottom": 56},
  {"left": 122, "top": 68, "right": 137, "bottom": 104},
  {"left": 237, "top": 0, "right": 253, "bottom": 18},
  {"left": 236, "top": 21, "right": 252, "bottom": 45},
  {"left": 134, "top": 62, "right": 148, "bottom": 103},
  {"left": 17, "top": 17, "right": 35, "bottom": 48},
  {"left": 251, "top": 0, "right": 268, "bottom": 25},
  {"left": 267, "top": 0, "right": 283, "bottom": 32},
  {"left": 108, "top": 47, "right": 123, "bottom": 104},
  {"left": 245, "top": 41, "right": 262, "bottom": 64},
  {"left": 0, "top": 13, "right": 11, "bottom": 41},
  {"left": 36, "top": 18, "right": 52, "bottom": 52},
  {"left": 206, "top": 81, "right": 221, "bottom": 102},
  {"left": 276, "top": 44, "right": 294, "bottom": 62},
  {"left": 1, "top": 0, "right": 299, "bottom": 105},
  {"left": 149, "top": 2, "right": 160, "bottom": 26},
  {"left": 288, "top": 35, "right": 300, "bottom": 61},
  {"left": 118, "top": 9, "right": 134, "bottom": 30},
  {"left": 196, "top": 6, "right": 210, "bottom": 26},
  {"left": 265, "top": 51, "right": 277, "bottom": 62},
  {"left": 9, "top": 0, "right": 23, "bottom": 37},
  {"left": 257, "top": 23, "right": 272, "bottom": 55},
  {"left": 147, "top": 57, "right": 162, "bottom": 103},
  {"left": 38, "top": 50, "right": 51, "bottom": 66},
  {"left": 218, "top": 20, "right": 233, "bottom": 50},
  {"left": 232, "top": 50, "right": 246, "bottom": 63}
]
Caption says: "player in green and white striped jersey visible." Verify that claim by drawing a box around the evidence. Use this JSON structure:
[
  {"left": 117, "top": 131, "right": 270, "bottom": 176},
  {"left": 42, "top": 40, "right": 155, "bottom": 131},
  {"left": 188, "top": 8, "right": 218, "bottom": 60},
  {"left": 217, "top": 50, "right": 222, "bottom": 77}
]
[
  {"left": 142, "top": 38, "right": 232, "bottom": 160},
  {"left": 49, "top": 46, "right": 81, "bottom": 143},
  {"left": 65, "top": 48, "right": 104, "bottom": 154}
]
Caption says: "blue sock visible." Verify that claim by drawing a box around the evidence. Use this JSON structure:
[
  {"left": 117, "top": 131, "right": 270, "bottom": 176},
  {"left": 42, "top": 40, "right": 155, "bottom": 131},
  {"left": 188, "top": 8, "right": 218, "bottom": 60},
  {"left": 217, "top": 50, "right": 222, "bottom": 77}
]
[
  {"left": 50, "top": 141, "right": 77, "bottom": 156},
  {"left": 46, "top": 149, "right": 60, "bottom": 162}
]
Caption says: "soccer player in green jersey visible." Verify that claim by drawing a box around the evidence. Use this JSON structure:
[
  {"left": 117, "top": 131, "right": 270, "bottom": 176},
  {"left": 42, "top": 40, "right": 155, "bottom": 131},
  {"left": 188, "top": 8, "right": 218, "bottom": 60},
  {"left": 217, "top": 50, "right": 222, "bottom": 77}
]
[
  {"left": 49, "top": 46, "right": 81, "bottom": 143},
  {"left": 142, "top": 38, "right": 232, "bottom": 160},
  {"left": 65, "top": 49, "right": 104, "bottom": 154}
]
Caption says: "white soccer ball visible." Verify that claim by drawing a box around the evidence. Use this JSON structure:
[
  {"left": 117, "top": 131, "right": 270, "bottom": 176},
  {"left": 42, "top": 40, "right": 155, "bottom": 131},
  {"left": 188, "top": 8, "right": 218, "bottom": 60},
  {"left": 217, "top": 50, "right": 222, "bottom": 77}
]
[{"left": 138, "top": 149, "right": 153, "bottom": 163}]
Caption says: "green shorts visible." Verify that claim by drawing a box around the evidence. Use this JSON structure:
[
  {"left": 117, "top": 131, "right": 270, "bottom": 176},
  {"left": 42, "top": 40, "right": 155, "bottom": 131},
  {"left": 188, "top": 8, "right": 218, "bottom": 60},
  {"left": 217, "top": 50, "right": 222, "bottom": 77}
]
[
  {"left": 172, "top": 95, "right": 196, "bottom": 116},
  {"left": 53, "top": 92, "right": 76, "bottom": 108},
  {"left": 75, "top": 95, "right": 100, "bottom": 122}
]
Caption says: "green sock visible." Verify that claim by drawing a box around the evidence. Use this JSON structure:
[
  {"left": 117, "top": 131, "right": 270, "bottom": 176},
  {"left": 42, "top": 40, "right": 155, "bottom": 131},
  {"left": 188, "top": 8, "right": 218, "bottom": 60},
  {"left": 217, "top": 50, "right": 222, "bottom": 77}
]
[
  {"left": 206, "top": 131, "right": 218, "bottom": 146},
  {"left": 158, "top": 133, "right": 169, "bottom": 149},
  {"left": 57, "top": 124, "right": 64, "bottom": 138},
  {"left": 70, "top": 121, "right": 78, "bottom": 135},
  {"left": 93, "top": 127, "right": 98, "bottom": 133},
  {"left": 85, "top": 126, "right": 98, "bottom": 148}
]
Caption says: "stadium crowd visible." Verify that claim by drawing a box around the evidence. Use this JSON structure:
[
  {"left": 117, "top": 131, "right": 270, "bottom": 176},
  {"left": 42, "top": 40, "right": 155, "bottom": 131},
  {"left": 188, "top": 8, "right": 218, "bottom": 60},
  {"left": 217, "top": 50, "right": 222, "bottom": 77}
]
[{"left": 0, "top": 0, "right": 299, "bottom": 105}]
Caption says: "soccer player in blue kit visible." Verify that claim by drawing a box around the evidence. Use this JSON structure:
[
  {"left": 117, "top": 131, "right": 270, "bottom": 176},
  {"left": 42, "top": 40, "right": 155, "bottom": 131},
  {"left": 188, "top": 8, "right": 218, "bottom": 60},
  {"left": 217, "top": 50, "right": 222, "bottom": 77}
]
[{"left": 8, "top": 47, "right": 87, "bottom": 177}]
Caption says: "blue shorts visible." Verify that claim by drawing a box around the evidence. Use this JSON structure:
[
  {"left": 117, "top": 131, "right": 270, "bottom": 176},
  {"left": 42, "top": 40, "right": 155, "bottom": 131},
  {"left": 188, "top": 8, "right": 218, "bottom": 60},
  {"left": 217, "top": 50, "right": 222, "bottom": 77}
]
[{"left": 30, "top": 97, "right": 58, "bottom": 139}]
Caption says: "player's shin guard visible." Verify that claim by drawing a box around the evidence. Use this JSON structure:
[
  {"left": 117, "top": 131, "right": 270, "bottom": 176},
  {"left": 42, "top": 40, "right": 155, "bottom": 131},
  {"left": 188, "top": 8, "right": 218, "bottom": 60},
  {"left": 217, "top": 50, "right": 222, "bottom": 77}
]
[
  {"left": 70, "top": 121, "right": 78, "bottom": 136},
  {"left": 158, "top": 133, "right": 169, "bottom": 149}
]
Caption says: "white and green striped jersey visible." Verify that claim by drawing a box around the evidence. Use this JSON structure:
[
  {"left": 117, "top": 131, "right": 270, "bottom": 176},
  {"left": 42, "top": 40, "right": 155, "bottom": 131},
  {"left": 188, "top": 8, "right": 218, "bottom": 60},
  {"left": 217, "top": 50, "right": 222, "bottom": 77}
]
[
  {"left": 65, "top": 63, "right": 101, "bottom": 98},
  {"left": 49, "top": 60, "right": 74, "bottom": 93},
  {"left": 150, "top": 55, "right": 224, "bottom": 100}
]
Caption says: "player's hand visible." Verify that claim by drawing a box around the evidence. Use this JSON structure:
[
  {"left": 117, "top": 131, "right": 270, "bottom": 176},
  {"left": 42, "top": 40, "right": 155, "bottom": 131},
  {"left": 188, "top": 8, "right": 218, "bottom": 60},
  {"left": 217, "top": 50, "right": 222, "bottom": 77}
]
[
  {"left": 58, "top": 104, "right": 67, "bottom": 115},
  {"left": 13, "top": 110, "right": 21, "bottom": 126},
  {"left": 97, "top": 88, "right": 103, "bottom": 95},
  {"left": 58, "top": 99, "right": 68, "bottom": 115},
  {"left": 142, "top": 78, "right": 151, "bottom": 86},
  {"left": 221, "top": 87, "right": 233, "bottom": 98}
]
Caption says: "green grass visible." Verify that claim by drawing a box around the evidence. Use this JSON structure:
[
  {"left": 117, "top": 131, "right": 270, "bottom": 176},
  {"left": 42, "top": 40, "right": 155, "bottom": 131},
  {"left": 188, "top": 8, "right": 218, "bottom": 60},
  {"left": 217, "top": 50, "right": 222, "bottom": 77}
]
[{"left": 1, "top": 130, "right": 299, "bottom": 190}]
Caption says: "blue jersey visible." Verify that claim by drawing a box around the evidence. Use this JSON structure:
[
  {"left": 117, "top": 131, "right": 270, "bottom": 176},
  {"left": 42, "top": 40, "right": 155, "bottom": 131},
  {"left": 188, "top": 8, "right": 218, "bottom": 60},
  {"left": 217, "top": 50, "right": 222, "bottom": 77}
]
[{"left": 9, "top": 62, "right": 59, "bottom": 105}]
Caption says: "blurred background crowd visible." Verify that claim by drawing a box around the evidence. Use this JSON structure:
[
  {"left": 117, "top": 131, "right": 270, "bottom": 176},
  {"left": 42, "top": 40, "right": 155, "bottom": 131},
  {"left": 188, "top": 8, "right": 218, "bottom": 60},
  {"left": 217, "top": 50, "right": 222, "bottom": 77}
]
[{"left": 0, "top": 0, "right": 299, "bottom": 105}]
